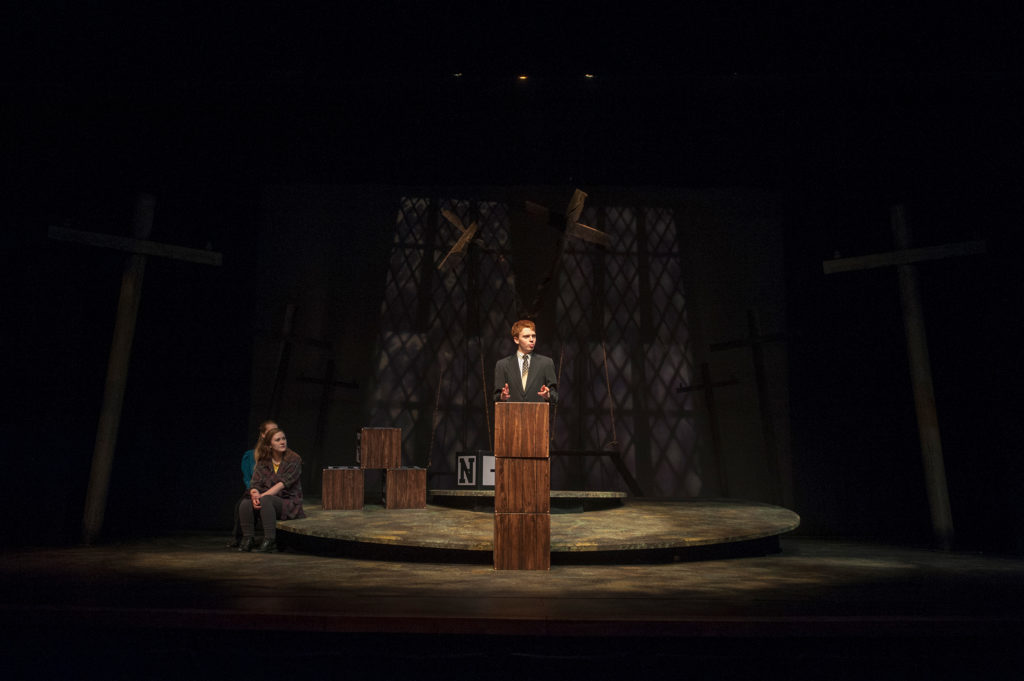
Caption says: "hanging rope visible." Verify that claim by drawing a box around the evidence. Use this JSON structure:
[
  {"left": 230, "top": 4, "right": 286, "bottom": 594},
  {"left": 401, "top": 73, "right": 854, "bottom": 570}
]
[
  {"left": 480, "top": 344, "right": 492, "bottom": 451},
  {"left": 602, "top": 341, "right": 617, "bottom": 448},
  {"left": 427, "top": 357, "right": 445, "bottom": 469},
  {"left": 551, "top": 346, "right": 565, "bottom": 443}
]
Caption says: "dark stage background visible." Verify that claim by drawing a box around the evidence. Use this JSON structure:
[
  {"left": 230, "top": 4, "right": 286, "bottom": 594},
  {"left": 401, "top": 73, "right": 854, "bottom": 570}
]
[{"left": 6, "top": 4, "right": 1022, "bottom": 553}]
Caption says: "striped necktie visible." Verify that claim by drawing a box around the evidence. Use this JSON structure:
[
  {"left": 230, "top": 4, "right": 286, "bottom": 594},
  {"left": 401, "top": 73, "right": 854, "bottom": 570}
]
[{"left": 521, "top": 353, "right": 529, "bottom": 390}]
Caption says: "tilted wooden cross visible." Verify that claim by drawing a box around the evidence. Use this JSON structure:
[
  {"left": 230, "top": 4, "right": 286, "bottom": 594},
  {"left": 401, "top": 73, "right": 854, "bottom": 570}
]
[
  {"left": 437, "top": 209, "right": 480, "bottom": 271},
  {"left": 524, "top": 188, "right": 611, "bottom": 248},
  {"left": 520, "top": 188, "right": 611, "bottom": 317},
  {"left": 823, "top": 203, "right": 986, "bottom": 550},
  {"left": 48, "top": 194, "right": 222, "bottom": 544},
  {"left": 297, "top": 358, "right": 360, "bottom": 448},
  {"left": 261, "top": 302, "right": 358, "bottom": 449},
  {"left": 710, "top": 309, "right": 792, "bottom": 507},
  {"left": 677, "top": 362, "right": 739, "bottom": 497}
]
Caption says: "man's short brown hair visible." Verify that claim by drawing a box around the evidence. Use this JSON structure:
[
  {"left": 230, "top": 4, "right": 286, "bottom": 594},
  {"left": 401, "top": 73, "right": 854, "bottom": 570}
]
[{"left": 511, "top": 319, "right": 536, "bottom": 339}]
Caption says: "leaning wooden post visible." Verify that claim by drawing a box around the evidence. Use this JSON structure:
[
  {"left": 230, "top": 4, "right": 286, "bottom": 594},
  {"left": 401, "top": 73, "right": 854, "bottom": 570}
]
[
  {"left": 81, "top": 194, "right": 155, "bottom": 545},
  {"left": 892, "top": 204, "right": 954, "bottom": 550},
  {"left": 823, "top": 206, "right": 984, "bottom": 550}
]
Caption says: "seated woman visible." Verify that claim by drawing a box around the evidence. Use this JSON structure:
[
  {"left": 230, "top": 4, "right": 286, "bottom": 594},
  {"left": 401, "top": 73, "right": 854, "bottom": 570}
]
[
  {"left": 238, "top": 427, "right": 305, "bottom": 552},
  {"left": 228, "top": 419, "right": 278, "bottom": 547}
]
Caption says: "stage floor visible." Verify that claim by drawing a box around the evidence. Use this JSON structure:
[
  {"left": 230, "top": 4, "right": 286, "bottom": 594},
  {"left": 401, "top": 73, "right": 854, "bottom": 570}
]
[
  {"left": 3, "top": 528, "right": 1024, "bottom": 679},
  {"left": 279, "top": 497, "right": 800, "bottom": 561},
  {"left": 4, "top": 532, "right": 1024, "bottom": 680}
]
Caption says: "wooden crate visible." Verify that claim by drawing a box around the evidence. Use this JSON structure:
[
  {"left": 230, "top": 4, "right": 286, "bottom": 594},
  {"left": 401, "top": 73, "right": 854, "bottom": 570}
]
[
  {"left": 384, "top": 467, "right": 426, "bottom": 509},
  {"left": 493, "top": 402, "right": 549, "bottom": 459},
  {"left": 321, "top": 468, "right": 364, "bottom": 510},
  {"left": 360, "top": 427, "right": 401, "bottom": 469},
  {"left": 494, "top": 513, "right": 551, "bottom": 570},
  {"left": 494, "top": 458, "right": 550, "bottom": 514}
]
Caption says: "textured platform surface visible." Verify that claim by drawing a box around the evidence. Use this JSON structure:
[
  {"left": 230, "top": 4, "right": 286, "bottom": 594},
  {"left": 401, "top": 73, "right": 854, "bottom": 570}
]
[{"left": 278, "top": 498, "right": 800, "bottom": 555}]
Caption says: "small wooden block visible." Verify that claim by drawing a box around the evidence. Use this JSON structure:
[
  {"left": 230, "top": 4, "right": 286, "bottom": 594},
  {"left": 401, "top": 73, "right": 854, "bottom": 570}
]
[
  {"left": 493, "top": 402, "right": 549, "bottom": 459},
  {"left": 321, "top": 468, "right": 364, "bottom": 510},
  {"left": 494, "top": 513, "right": 550, "bottom": 570},
  {"left": 360, "top": 427, "right": 401, "bottom": 469},
  {"left": 384, "top": 468, "right": 426, "bottom": 509},
  {"left": 495, "top": 458, "right": 550, "bottom": 513}
]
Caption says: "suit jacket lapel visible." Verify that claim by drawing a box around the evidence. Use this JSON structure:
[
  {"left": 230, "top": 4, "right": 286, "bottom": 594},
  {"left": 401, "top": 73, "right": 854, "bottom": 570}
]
[
  {"left": 522, "top": 354, "right": 541, "bottom": 398},
  {"left": 506, "top": 355, "right": 525, "bottom": 400}
]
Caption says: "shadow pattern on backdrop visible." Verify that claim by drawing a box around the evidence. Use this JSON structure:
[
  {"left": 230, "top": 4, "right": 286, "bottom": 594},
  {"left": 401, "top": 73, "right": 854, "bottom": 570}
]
[{"left": 367, "top": 195, "right": 702, "bottom": 497}]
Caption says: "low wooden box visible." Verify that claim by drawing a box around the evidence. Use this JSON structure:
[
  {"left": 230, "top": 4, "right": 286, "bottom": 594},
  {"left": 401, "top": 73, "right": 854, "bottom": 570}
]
[
  {"left": 384, "top": 467, "right": 426, "bottom": 509},
  {"left": 494, "top": 512, "right": 551, "bottom": 570},
  {"left": 360, "top": 427, "right": 401, "bottom": 469},
  {"left": 495, "top": 458, "right": 550, "bottom": 513},
  {"left": 322, "top": 468, "right": 364, "bottom": 510}
]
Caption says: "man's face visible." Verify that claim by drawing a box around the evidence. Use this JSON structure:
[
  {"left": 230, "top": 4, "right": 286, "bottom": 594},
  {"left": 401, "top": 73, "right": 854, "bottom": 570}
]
[{"left": 515, "top": 327, "right": 536, "bottom": 354}]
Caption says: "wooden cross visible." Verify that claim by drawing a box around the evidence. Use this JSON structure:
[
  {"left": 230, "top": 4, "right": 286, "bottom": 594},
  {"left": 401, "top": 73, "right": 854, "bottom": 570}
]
[
  {"left": 710, "top": 309, "right": 791, "bottom": 507},
  {"left": 296, "top": 358, "right": 360, "bottom": 448},
  {"left": 263, "top": 302, "right": 358, "bottom": 448},
  {"left": 437, "top": 209, "right": 480, "bottom": 271},
  {"left": 677, "top": 362, "right": 739, "bottom": 497},
  {"left": 823, "top": 204, "right": 986, "bottom": 550},
  {"left": 48, "top": 194, "right": 222, "bottom": 544},
  {"left": 524, "top": 188, "right": 611, "bottom": 248},
  {"left": 520, "top": 188, "right": 611, "bottom": 317}
]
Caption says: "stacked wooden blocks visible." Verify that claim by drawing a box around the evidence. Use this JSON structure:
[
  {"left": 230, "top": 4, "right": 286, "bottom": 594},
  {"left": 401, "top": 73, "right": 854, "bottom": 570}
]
[
  {"left": 321, "top": 427, "right": 424, "bottom": 510},
  {"left": 364, "top": 427, "right": 425, "bottom": 509},
  {"left": 493, "top": 402, "right": 550, "bottom": 570}
]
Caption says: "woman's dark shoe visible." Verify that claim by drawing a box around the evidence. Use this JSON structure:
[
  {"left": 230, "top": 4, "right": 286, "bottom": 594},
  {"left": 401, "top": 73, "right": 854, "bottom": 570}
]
[
  {"left": 238, "top": 536, "right": 255, "bottom": 552},
  {"left": 256, "top": 538, "right": 278, "bottom": 553}
]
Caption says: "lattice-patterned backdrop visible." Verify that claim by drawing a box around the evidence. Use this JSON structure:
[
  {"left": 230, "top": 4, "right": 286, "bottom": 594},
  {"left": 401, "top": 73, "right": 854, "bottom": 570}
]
[{"left": 366, "top": 194, "right": 701, "bottom": 496}]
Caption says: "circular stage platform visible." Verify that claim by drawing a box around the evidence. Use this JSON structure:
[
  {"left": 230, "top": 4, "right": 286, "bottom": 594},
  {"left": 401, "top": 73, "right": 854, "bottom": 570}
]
[{"left": 278, "top": 497, "right": 800, "bottom": 564}]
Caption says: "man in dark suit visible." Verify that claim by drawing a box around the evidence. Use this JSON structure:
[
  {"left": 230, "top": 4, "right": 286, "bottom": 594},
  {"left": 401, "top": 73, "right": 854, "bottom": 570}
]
[{"left": 494, "top": 319, "right": 558, "bottom": 404}]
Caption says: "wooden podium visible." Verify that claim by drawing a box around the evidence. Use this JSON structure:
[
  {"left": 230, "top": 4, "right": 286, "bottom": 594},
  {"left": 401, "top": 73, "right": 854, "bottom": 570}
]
[{"left": 493, "top": 402, "right": 550, "bottom": 570}]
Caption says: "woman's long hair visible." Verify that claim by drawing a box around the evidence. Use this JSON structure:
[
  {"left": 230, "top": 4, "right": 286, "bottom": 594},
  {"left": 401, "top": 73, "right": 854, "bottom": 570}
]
[{"left": 254, "top": 427, "right": 286, "bottom": 466}]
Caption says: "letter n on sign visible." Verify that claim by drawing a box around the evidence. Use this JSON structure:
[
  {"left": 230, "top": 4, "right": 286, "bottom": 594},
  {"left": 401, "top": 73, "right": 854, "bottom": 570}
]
[{"left": 457, "top": 455, "right": 477, "bottom": 486}]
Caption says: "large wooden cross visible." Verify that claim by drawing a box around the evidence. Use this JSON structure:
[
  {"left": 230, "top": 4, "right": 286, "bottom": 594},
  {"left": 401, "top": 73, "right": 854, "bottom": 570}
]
[
  {"left": 823, "top": 204, "right": 986, "bottom": 550},
  {"left": 48, "top": 194, "right": 222, "bottom": 544}
]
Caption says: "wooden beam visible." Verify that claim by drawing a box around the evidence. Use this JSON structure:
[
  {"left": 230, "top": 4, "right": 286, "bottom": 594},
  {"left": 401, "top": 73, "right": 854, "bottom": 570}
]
[
  {"left": 892, "top": 205, "right": 954, "bottom": 550},
  {"left": 822, "top": 240, "right": 985, "bottom": 274},
  {"left": 437, "top": 210, "right": 479, "bottom": 271},
  {"left": 81, "top": 194, "right": 155, "bottom": 545},
  {"left": 525, "top": 190, "right": 611, "bottom": 248},
  {"left": 49, "top": 226, "right": 223, "bottom": 266},
  {"left": 567, "top": 221, "right": 611, "bottom": 248}
]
